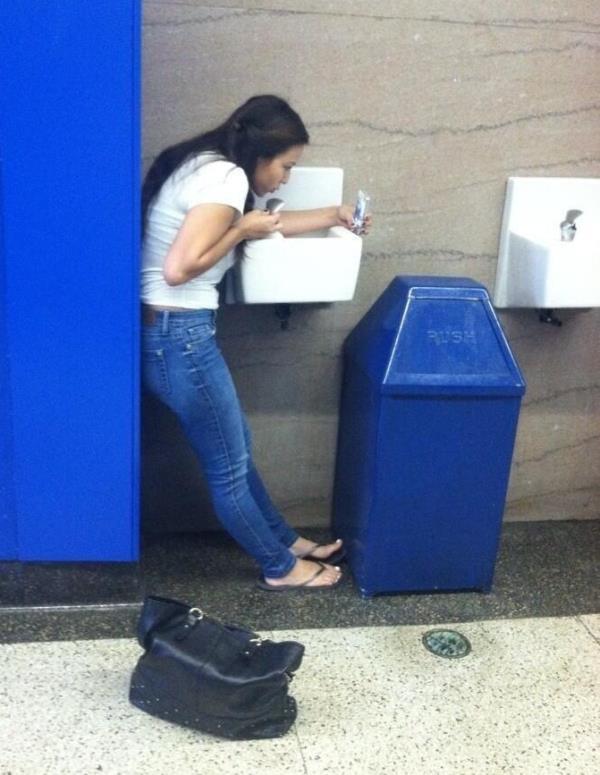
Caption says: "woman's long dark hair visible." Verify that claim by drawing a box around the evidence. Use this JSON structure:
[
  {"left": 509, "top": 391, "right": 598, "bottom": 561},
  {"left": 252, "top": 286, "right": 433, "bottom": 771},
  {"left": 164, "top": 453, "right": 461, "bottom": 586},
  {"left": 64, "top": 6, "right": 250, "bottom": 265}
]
[{"left": 142, "top": 95, "right": 309, "bottom": 227}]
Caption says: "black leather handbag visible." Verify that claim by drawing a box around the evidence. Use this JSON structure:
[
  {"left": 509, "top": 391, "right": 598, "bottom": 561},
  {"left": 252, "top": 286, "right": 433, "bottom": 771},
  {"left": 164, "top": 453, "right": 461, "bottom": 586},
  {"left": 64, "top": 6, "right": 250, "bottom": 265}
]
[{"left": 129, "top": 596, "right": 304, "bottom": 740}]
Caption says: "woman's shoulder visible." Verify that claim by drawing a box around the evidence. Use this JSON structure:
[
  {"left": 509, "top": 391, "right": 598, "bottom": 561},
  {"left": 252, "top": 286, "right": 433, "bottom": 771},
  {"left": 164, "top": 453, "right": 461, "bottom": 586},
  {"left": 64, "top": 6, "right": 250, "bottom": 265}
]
[
  {"left": 180, "top": 153, "right": 247, "bottom": 184},
  {"left": 165, "top": 153, "right": 249, "bottom": 212}
]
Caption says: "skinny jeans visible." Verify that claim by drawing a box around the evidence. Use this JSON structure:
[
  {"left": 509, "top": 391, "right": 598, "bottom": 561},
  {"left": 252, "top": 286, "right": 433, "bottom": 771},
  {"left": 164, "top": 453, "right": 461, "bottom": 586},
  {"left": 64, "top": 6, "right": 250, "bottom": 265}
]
[{"left": 141, "top": 308, "right": 298, "bottom": 578}]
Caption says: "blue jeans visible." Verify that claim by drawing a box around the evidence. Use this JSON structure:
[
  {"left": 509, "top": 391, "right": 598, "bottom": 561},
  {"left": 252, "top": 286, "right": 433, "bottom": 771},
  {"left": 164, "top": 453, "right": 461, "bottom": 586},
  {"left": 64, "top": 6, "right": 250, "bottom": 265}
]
[{"left": 141, "top": 308, "right": 299, "bottom": 578}]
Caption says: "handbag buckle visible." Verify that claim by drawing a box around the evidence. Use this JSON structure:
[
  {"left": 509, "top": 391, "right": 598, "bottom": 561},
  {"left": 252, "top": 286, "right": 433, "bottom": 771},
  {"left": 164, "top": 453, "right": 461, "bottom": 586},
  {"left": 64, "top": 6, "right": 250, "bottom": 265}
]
[
  {"left": 175, "top": 607, "right": 206, "bottom": 642},
  {"left": 188, "top": 607, "right": 204, "bottom": 621}
]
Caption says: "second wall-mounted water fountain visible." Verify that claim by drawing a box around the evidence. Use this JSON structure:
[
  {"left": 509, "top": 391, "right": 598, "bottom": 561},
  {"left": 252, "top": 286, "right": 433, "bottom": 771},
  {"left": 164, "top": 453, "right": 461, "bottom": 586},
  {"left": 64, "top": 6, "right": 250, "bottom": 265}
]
[{"left": 493, "top": 177, "right": 600, "bottom": 323}]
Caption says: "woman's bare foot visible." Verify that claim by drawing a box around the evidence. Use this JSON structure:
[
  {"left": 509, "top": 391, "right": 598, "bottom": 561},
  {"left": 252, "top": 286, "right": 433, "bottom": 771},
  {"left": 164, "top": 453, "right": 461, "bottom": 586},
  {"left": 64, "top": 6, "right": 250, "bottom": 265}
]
[
  {"left": 264, "top": 558, "right": 342, "bottom": 588},
  {"left": 290, "top": 536, "right": 343, "bottom": 562}
]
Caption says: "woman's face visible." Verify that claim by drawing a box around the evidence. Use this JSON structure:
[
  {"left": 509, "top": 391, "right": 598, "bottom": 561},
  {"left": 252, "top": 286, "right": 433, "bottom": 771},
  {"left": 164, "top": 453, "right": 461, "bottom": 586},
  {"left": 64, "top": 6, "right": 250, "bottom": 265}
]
[{"left": 252, "top": 145, "right": 305, "bottom": 197}]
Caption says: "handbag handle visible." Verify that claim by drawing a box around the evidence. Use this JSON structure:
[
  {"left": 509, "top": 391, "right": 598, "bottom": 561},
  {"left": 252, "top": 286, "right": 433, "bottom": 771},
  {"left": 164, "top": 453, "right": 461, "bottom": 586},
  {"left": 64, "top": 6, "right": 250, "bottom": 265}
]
[{"left": 137, "top": 595, "right": 195, "bottom": 649}]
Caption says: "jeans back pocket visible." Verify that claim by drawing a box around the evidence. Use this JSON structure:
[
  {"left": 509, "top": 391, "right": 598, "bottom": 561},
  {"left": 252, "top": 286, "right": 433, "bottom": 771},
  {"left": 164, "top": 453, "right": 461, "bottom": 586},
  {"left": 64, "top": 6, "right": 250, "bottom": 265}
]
[{"left": 186, "top": 322, "right": 216, "bottom": 345}]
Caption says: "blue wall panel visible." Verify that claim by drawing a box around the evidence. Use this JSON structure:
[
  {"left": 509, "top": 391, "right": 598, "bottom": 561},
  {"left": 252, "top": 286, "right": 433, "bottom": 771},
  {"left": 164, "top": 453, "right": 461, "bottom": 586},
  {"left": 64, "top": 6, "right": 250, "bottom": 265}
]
[
  {"left": 0, "top": 3, "right": 140, "bottom": 560},
  {"left": 0, "top": 161, "right": 18, "bottom": 559}
]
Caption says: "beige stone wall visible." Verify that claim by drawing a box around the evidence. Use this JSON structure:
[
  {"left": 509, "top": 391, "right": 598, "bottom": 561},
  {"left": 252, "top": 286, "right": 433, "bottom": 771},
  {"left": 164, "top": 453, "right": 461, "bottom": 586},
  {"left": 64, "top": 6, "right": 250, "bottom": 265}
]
[{"left": 142, "top": 1, "right": 600, "bottom": 527}]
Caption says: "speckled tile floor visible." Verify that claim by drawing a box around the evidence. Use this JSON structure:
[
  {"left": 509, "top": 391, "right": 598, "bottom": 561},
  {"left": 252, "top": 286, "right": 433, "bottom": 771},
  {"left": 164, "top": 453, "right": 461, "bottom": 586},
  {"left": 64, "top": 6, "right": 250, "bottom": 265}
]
[{"left": 1, "top": 615, "right": 599, "bottom": 775}]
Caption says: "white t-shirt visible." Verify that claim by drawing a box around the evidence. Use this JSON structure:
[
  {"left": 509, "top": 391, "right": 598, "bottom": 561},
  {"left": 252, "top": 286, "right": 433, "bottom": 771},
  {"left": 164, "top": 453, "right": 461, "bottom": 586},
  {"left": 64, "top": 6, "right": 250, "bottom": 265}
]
[{"left": 141, "top": 152, "right": 249, "bottom": 309}]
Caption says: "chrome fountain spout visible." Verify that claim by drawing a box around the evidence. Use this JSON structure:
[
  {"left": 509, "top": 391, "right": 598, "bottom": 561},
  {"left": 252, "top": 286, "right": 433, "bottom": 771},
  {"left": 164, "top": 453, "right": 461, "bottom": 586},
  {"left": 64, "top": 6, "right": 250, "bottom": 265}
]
[{"left": 560, "top": 209, "right": 583, "bottom": 241}]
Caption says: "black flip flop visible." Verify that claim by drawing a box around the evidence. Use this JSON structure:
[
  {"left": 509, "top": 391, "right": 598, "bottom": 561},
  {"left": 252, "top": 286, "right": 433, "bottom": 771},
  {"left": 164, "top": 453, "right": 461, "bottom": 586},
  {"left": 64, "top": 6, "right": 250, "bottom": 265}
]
[
  {"left": 257, "top": 561, "right": 342, "bottom": 593},
  {"left": 297, "top": 541, "right": 346, "bottom": 566}
]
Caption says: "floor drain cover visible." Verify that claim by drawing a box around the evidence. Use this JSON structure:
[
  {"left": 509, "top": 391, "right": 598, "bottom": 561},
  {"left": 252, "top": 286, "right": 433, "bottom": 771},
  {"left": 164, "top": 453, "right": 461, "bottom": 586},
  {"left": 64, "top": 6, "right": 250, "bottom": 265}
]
[{"left": 422, "top": 629, "right": 471, "bottom": 659}]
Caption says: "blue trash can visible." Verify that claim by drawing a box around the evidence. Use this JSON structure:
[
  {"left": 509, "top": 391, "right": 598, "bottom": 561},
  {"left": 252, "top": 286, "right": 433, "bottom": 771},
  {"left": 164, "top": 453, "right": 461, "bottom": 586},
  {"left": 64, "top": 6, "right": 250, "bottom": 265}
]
[{"left": 332, "top": 276, "right": 526, "bottom": 596}]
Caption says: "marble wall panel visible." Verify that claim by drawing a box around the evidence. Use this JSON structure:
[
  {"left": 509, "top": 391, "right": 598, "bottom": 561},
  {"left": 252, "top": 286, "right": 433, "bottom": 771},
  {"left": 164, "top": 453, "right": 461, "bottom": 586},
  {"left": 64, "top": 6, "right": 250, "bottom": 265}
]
[
  {"left": 142, "top": 1, "right": 600, "bottom": 527},
  {"left": 150, "top": 1, "right": 600, "bottom": 32}
]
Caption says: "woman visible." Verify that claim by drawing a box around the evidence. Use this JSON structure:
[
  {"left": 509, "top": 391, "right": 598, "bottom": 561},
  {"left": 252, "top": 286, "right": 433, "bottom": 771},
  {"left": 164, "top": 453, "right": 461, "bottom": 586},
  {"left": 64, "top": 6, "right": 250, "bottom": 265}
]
[{"left": 141, "top": 95, "right": 369, "bottom": 591}]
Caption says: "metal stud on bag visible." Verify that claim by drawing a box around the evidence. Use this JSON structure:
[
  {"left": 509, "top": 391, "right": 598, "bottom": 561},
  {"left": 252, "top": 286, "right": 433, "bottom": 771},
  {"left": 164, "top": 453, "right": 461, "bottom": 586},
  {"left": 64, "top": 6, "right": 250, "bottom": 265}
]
[{"left": 243, "top": 635, "right": 269, "bottom": 657}]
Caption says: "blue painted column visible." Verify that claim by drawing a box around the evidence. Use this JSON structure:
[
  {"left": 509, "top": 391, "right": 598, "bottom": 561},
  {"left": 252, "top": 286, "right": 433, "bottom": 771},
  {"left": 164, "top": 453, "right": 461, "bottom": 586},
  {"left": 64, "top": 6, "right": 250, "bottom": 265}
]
[
  {"left": 0, "top": 3, "right": 141, "bottom": 560},
  {"left": 0, "top": 162, "right": 18, "bottom": 559}
]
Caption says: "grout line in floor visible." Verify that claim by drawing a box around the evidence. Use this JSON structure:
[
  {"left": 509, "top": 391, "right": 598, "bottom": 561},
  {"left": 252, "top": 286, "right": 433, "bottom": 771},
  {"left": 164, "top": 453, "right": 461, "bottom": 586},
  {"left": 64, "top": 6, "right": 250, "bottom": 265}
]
[{"left": 575, "top": 614, "right": 600, "bottom": 647}]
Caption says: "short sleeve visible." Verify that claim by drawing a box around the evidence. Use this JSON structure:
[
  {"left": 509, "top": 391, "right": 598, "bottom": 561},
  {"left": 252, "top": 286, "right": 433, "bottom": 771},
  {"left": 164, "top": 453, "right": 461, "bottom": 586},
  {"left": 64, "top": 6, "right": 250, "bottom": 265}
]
[{"left": 176, "top": 161, "right": 249, "bottom": 214}]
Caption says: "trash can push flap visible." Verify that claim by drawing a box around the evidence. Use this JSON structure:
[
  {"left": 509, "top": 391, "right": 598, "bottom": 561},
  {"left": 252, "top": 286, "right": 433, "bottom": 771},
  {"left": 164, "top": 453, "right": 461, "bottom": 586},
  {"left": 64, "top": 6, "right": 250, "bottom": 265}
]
[{"left": 345, "top": 277, "right": 526, "bottom": 397}]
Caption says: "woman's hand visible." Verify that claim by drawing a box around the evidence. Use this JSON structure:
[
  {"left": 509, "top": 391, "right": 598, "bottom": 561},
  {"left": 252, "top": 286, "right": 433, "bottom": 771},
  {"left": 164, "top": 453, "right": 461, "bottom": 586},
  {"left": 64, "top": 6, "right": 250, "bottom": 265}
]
[
  {"left": 238, "top": 209, "right": 282, "bottom": 240},
  {"left": 334, "top": 205, "right": 373, "bottom": 235}
]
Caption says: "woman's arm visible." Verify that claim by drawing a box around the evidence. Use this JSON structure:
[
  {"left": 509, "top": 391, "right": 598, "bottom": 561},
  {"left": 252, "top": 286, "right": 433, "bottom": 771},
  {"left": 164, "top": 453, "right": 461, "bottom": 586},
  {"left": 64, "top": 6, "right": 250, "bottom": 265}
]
[
  {"left": 279, "top": 205, "right": 371, "bottom": 236},
  {"left": 278, "top": 207, "right": 338, "bottom": 236},
  {"left": 163, "top": 204, "right": 281, "bottom": 286}
]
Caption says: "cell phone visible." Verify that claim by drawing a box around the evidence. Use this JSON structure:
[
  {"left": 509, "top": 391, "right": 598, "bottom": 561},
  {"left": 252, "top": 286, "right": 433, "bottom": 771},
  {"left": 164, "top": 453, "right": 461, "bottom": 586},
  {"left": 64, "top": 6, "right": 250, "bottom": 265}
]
[
  {"left": 352, "top": 190, "right": 370, "bottom": 234},
  {"left": 265, "top": 198, "right": 285, "bottom": 214}
]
